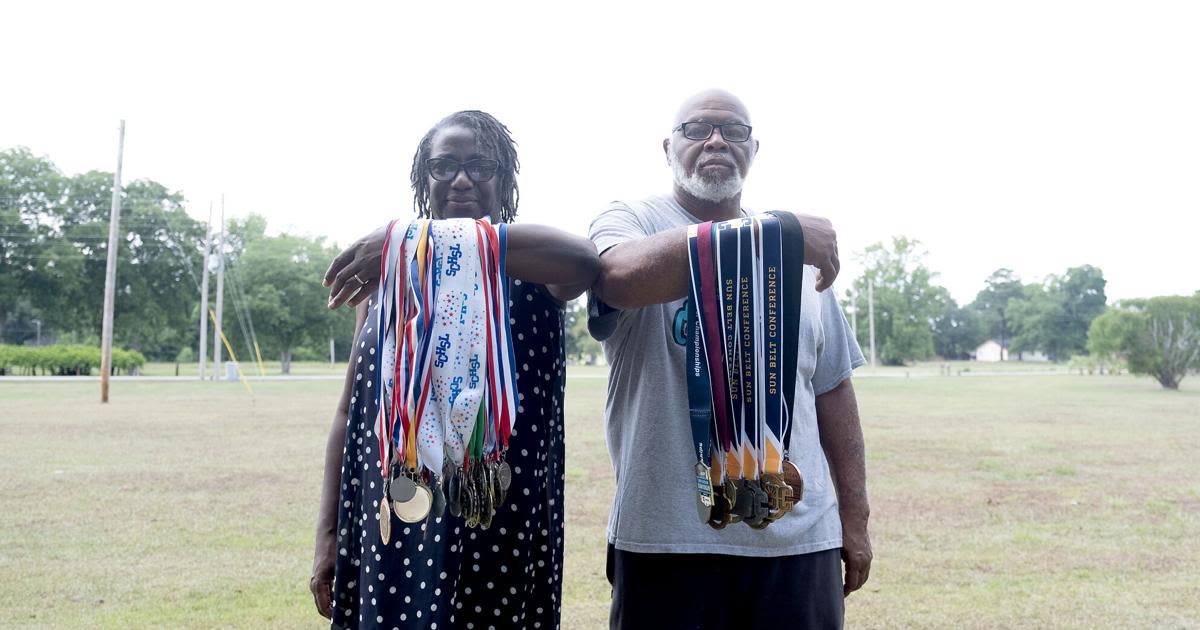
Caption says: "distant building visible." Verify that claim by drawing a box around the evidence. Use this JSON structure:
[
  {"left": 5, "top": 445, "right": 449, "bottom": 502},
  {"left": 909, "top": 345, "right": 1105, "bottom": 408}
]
[
  {"left": 971, "top": 340, "right": 1048, "bottom": 362},
  {"left": 973, "top": 340, "right": 1007, "bottom": 362}
]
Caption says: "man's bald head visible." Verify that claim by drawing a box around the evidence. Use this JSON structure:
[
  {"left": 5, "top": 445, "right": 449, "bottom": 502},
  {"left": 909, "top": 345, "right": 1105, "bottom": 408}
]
[{"left": 672, "top": 89, "right": 753, "bottom": 128}]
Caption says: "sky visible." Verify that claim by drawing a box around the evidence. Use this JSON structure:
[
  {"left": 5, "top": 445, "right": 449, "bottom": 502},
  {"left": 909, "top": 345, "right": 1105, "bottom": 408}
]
[{"left": 3, "top": 0, "right": 1197, "bottom": 304}]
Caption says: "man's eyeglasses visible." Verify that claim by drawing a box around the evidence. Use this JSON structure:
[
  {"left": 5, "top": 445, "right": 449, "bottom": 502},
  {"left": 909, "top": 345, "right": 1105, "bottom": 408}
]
[
  {"left": 426, "top": 158, "right": 501, "bottom": 182},
  {"left": 673, "top": 122, "right": 753, "bottom": 143}
]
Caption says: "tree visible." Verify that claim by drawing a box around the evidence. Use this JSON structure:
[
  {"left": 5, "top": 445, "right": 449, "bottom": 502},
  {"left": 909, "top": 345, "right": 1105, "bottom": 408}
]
[
  {"left": 563, "top": 299, "right": 602, "bottom": 364},
  {"left": 234, "top": 226, "right": 350, "bottom": 373},
  {"left": 933, "top": 301, "right": 987, "bottom": 360},
  {"left": 0, "top": 148, "right": 67, "bottom": 337},
  {"left": 1088, "top": 295, "right": 1200, "bottom": 390},
  {"left": 970, "top": 268, "right": 1024, "bottom": 359},
  {"left": 849, "top": 236, "right": 950, "bottom": 365},
  {"left": 1009, "top": 265, "right": 1107, "bottom": 360},
  {"left": 2, "top": 149, "right": 205, "bottom": 358}
]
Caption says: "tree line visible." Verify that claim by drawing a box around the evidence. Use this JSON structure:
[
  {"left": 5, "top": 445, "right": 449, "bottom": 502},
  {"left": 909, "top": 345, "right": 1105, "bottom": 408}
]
[
  {"left": 1, "top": 147, "right": 353, "bottom": 372},
  {"left": 845, "top": 236, "right": 1199, "bottom": 389},
  {"left": 4, "top": 147, "right": 1196, "bottom": 385}
]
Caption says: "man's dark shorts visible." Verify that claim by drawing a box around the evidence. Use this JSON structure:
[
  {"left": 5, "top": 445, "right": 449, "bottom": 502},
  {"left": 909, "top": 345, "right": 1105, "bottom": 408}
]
[{"left": 607, "top": 544, "right": 844, "bottom": 630}]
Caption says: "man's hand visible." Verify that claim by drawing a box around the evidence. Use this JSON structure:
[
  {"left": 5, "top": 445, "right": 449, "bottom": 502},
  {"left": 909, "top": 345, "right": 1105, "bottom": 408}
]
[
  {"left": 310, "top": 534, "right": 336, "bottom": 619},
  {"left": 794, "top": 214, "right": 839, "bottom": 291},
  {"left": 324, "top": 225, "right": 387, "bottom": 309},
  {"left": 841, "top": 519, "right": 872, "bottom": 597}
]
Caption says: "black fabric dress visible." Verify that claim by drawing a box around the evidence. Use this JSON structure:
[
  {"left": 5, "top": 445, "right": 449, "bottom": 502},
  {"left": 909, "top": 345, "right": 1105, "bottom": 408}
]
[{"left": 331, "top": 279, "right": 566, "bottom": 630}]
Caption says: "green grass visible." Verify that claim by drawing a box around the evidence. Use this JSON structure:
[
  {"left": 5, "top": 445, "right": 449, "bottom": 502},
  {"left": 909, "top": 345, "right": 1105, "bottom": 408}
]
[{"left": 1, "top": 374, "right": 1198, "bottom": 628}]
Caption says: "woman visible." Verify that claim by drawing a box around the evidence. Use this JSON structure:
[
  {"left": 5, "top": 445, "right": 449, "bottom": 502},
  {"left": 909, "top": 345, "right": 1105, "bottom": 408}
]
[{"left": 311, "top": 110, "right": 598, "bottom": 629}]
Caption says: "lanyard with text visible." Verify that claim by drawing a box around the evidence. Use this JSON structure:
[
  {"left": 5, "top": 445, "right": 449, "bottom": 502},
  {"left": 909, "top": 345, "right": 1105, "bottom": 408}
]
[
  {"left": 686, "top": 214, "right": 803, "bottom": 530},
  {"left": 685, "top": 225, "right": 716, "bottom": 523},
  {"left": 372, "top": 217, "right": 518, "bottom": 543}
]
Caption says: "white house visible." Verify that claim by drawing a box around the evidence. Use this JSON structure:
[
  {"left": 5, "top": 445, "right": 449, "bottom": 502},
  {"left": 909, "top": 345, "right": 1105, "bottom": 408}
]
[
  {"left": 971, "top": 340, "right": 1049, "bottom": 362},
  {"left": 973, "top": 340, "right": 1007, "bottom": 362}
]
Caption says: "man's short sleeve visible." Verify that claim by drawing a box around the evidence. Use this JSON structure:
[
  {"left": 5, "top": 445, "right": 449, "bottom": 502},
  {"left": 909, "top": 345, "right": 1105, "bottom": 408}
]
[
  {"left": 589, "top": 201, "right": 646, "bottom": 255},
  {"left": 812, "top": 287, "right": 867, "bottom": 396}
]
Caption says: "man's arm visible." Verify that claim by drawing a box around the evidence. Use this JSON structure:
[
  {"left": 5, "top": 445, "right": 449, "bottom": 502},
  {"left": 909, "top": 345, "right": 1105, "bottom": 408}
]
[
  {"left": 815, "top": 377, "right": 872, "bottom": 598},
  {"left": 593, "top": 213, "right": 840, "bottom": 311}
]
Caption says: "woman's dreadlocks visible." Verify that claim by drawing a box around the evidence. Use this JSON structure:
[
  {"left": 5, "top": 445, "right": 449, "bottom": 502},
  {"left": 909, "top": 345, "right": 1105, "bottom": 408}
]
[{"left": 410, "top": 110, "right": 520, "bottom": 223}]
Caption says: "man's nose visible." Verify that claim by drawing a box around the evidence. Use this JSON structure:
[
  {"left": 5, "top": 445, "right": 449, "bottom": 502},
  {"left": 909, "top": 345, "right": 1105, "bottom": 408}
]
[
  {"left": 451, "top": 169, "right": 473, "bottom": 189},
  {"left": 703, "top": 128, "right": 730, "bottom": 151}
]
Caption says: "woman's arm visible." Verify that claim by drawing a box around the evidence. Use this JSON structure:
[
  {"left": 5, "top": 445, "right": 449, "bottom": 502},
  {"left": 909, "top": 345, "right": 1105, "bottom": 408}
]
[
  {"left": 503, "top": 223, "right": 599, "bottom": 302},
  {"left": 310, "top": 300, "right": 370, "bottom": 619},
  {"left": 324, "top": 222, "right": 600, "bottom": 308}
]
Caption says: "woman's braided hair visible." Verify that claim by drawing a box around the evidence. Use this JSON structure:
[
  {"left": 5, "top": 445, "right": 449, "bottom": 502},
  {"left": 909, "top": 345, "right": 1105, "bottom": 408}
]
[{"left": 410, "top": 110, "right": 520, "bottom": 223}]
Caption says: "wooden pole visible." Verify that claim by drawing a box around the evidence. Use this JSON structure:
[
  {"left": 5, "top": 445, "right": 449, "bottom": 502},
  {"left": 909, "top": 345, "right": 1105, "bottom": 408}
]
[
  {"left": 212, "top": 196, "right": 225, "bottom": 380},
  {"left": 868, "top": 278, "right": 877, "bottom": 368},
  {"left": 199, "top": 203, "right": 212, "bottom": 380},
  {"left": 100, "top": 120, "right": 125, "bottom": 402}
]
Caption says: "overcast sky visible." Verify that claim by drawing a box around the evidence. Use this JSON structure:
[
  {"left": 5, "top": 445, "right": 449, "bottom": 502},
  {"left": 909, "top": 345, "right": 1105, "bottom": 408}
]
[{"left": 3, "top": 1, "right": 1197, "bottom": 304}]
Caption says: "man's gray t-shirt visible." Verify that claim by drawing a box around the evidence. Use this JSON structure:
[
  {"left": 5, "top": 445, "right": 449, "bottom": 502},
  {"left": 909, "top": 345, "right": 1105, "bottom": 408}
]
[{"left": 588, "top": 194, "right": 866, "bottom": 556}]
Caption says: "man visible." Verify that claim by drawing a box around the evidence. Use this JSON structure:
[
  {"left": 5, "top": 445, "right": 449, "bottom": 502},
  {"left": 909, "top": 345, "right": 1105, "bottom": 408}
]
[{"left": 588, "top": 89, "right": 871, "bottom": 629}]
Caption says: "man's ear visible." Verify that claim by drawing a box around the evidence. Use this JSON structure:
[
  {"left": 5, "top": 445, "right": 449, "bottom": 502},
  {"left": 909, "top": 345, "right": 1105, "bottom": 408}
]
[
  {"left": 663, "top": 137, "right": 671, "bottom": 163},
  {"left": 754, "top": 138, "right": 760, "bottom": 157}
]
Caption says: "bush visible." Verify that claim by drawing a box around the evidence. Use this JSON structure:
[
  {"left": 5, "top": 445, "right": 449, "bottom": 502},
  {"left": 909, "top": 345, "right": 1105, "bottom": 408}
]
[{"left": 0, "top": 344, "right": 145, "bottom": 376}]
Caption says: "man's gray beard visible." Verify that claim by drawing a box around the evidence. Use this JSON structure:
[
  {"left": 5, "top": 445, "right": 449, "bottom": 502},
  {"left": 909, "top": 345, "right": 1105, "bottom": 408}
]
[{"left": 670, "top": 155, "right": 746, "bottom": 203}]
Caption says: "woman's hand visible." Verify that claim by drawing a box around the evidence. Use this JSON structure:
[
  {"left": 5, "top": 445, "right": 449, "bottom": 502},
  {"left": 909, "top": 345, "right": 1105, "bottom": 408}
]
[
  {"left": 324, "top": 225, "right": 387, "bottom": 309},
  {"left": 310, "top": 532, "right": 336, "bottom": 619}
]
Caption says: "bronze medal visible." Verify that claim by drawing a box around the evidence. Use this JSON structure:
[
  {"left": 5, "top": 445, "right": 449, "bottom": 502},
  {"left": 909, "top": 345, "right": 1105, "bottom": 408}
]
[
  {"left": 379, "top": 497, "right": 392, "bottom": 544},
  {"left": 782, "top": 460, "right": 804, "bottom": 503}
]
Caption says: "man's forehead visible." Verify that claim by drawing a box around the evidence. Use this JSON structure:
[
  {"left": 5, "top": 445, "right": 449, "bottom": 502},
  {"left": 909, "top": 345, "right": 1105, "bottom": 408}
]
[{"left": 673, "top": 90, "right": 751, "bottom": 126}]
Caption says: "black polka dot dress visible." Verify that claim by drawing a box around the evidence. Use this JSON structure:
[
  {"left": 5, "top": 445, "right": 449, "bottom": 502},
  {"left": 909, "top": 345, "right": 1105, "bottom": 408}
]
[{"left": 331, "top": 279, "right": 566, "bottom": 630}]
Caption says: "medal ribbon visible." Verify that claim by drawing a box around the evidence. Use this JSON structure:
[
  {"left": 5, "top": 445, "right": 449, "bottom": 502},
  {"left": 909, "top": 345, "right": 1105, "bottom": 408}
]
[
  {"left": 758, "top": 216, "right": 785, "bottom": 474},
  {"left": 684, "top": 225, "right": 714, "bottom": 474},
  {"left": 714, "top": 221, "right": 743, "bottom": 480},
  {"left": 735, "top": 218, "right": 759, "bottom": 481},
  {"left": 765, "top": 211, "right": 804, "bottom": 454}
]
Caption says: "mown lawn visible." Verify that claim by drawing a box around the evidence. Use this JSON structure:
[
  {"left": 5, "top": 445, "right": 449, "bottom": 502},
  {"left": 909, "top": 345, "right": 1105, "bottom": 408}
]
[{"left": 1, "top": 372, "right": 1196, "bottom": 628}]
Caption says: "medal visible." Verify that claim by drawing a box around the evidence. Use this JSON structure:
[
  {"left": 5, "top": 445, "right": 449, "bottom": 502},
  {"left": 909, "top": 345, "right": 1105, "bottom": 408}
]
[
  {"left": 448, "top": 468, "right": 463, "bottom": 517},
  {"left": 379, "top": 496, "right": 392, "bottom": 544},
  {"left": 498, "top": 459, "right": 512, "bottom": 493},
  {"left": 782, "top": 459, "right": 804, "bottom": 503},
  {"left": 389, "top": 470, "right": 418, "bottom": 503},
  {"left": 695, "top": 462, "right": 714, "bottom": 524},
  {"left": 373, "top": 219, "right": 518, "bottom": 531},
  {"left": 430, "top": 477, "right": 447, "bottom": 518},
  {"left": 394, "top": 482, "right": 433, "bottom": 523}
]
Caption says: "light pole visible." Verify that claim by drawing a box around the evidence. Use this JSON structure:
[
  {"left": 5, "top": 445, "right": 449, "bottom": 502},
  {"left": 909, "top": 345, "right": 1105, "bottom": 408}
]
[{"left": 32, "top": 319, "right": 41, "bottom": 346}]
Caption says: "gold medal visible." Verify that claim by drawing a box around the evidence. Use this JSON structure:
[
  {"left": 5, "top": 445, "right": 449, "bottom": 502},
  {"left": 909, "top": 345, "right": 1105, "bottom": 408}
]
[{"left": 394, "top": 483, "right": 432, "bottom": 523}]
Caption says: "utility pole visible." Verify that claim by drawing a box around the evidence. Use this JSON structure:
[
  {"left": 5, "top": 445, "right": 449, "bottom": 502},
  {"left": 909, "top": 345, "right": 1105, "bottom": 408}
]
[
  {"left": 199, "top": 203, "right": 213, "bottom": 380},
  {"left": 329, "top": 338, "right": 336, "bottom": 365},
  {"left": 867, "top": 278, "right": 877, "bottom": 368},
  {"left": 849, "top": 289, "right": 857, "bottom": 336},
  {"left": 100, "top": 120, "right": 125, "bottom": 403},
  {"left": 32, "top": 319, "right": 41, "bottom": 346},
  {"left": 212, "top": 196, "right": 225, "bottom": 380}
]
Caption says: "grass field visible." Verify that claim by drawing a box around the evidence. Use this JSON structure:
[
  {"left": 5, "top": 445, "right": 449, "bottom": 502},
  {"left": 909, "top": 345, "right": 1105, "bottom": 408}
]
[{"left": 1, "top": 372, "right": 1198, "bottom": 629}]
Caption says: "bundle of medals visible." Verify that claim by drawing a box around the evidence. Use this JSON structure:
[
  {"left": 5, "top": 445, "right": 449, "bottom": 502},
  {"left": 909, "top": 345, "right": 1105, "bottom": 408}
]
[
  {"left": 685, "top": 212, "right": 807, "bottom": 530},
  {"left": 373, "top": 218, "right": 518, "bottom": 543}
]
